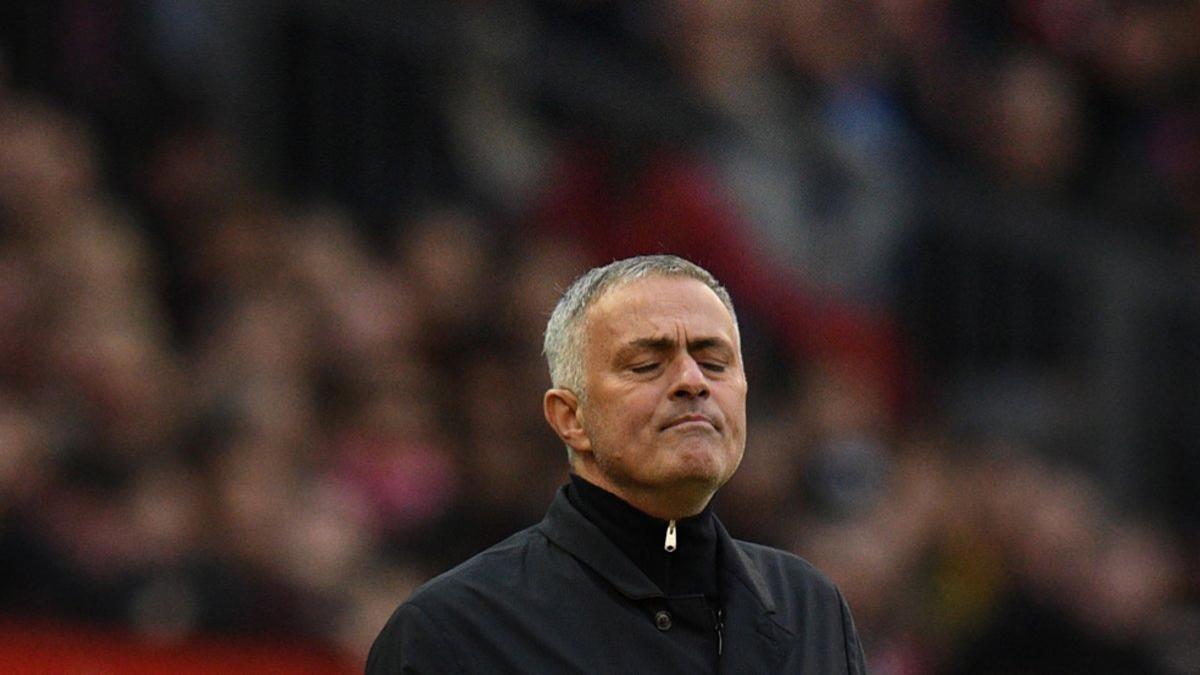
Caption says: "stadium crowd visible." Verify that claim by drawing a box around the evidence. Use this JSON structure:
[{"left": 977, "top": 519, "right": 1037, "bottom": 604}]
[{"left": 1, "top": 1, "right": 1199, "bottom": 672}]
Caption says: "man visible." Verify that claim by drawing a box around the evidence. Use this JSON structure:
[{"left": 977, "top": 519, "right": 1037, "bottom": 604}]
[{"left": 368, "top": 255, "right": 867, "bottom": 673}]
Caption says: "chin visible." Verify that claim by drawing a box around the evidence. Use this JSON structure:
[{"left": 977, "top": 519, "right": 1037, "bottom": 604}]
[{"left": 666, "top": 447, "right": 730, "bottom": 485}]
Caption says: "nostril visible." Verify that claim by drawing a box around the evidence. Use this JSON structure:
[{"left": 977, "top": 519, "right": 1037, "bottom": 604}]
[{"left": 672, "top": 384, "right": 709, "bottom": 399}]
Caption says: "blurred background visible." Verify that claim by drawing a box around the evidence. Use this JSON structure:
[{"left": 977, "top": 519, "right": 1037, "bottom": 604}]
[{"left": 1, "top": 0, "right": 1199, "bottom": 673}]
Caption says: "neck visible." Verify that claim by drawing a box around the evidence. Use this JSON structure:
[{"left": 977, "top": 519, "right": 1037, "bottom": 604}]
[{"left": 571, "top": 462, "right": 717, "bottom": 520}]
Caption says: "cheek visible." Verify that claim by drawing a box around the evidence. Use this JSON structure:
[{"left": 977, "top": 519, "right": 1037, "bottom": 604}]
[
  {"left": 718, "top": 385, "right": 748, "bottom": 422},
  {"left": 627, "top": 397, "right": 662, "bottom": 437},
  {"left": 615, "top": 385, "right": 661, "bottom": 419},
  {"left": 587, "top": 393, "right": 653, "bottom": 441}
]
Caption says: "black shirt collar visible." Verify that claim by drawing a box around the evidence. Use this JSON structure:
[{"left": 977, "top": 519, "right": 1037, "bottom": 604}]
[{"left": 566, "top": 474, "right": 720, "bottom": 599}]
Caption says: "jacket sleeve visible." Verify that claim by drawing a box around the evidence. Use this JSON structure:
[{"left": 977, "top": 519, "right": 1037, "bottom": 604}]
[
  {"left": 837, "top": 588, "right": 869, "bottom": 675},
  {"left": 366, "top": 602, "right": 462, "bottom": 674}
]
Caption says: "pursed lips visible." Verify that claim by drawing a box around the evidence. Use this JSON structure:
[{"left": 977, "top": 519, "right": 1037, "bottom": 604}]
[{"left": 661, "top": 413, "right": 718, "bottom": 431}]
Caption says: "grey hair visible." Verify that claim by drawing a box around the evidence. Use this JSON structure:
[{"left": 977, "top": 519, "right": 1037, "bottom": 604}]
[{"left": 542, "top": 255, "right": 739, "bottom": 398}]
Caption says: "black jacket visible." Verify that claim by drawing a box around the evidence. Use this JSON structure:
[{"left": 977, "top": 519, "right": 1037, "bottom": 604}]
[{"left": 367, "top": 486, "right": 867, "bottom": 673}]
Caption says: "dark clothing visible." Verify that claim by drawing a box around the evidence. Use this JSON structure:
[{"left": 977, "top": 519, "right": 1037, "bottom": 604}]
[
  {"left": 564, "top": 475, "right": 724, "bottom": 671},
  {"left": 367, "top": 483, "right": 868, "bottom": 673},
  {"left": 565, "top": 474, "right": 720, "bottom": 599}
]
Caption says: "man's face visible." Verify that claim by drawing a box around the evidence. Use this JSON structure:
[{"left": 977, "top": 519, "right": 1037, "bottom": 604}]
[{"left": 575, "top": 276, "right": 747, "bottom": 510}]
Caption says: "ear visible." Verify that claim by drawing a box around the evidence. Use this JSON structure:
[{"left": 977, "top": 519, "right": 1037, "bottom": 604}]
[{"left": 543, "top": 388, "right": 592, "bottom": 454}]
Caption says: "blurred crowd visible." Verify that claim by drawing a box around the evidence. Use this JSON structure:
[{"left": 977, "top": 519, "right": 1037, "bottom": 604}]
[{"left": 1, "top": 0, "right": 1199, "bottom": 672}]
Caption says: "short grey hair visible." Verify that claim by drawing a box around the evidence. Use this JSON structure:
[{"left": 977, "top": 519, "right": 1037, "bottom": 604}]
[{"left": 543, "top": 255, "right": 739, "bottom": 398}]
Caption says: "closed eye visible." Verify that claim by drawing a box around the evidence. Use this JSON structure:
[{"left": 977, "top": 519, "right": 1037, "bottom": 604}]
[
  {"left": 630, "top": 363, "right": 659, "bottom": 374},
  {"left": 701, "top": 362, "right": 726, "bottom": 373}
]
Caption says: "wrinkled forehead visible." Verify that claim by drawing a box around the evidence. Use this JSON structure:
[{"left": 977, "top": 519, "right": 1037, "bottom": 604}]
[{"left": 583, "top": 275, "right": 740, "bottom": 351}]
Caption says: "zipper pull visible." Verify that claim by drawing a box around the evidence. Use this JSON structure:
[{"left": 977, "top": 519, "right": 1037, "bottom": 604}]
[{"left": 664, "top": 519, "right": 677, "bottom": 552}]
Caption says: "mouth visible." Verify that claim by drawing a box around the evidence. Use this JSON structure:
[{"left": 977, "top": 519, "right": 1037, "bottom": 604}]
[{"left": 662, "top": 413, "right": 717, "bottom": 431}]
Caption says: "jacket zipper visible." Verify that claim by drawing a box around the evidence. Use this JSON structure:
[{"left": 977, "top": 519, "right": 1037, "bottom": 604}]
[{"left": 661, "top": 519, "right": 721, "bottom": 657}]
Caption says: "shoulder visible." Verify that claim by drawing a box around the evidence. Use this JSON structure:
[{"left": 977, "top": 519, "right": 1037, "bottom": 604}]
[
  {"left": 730, "top": 538, "right": 853, "bottom": 622},
  {"left": 367, "top": 526, "right": 551, "bottom": 673},
  {"left": 731, "top": 539, "right": 867, "bottom": 673},
  {"left": 733, "top": 539, "right": 839, "bottom": 593},
  {"left": 406, "top": 524, "right": 548, "bottom": 611}
]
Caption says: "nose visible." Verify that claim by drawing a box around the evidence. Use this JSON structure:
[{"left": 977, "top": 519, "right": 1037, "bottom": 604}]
[{"left": 670, "top": 355, "right": 710, "bottom": 400}]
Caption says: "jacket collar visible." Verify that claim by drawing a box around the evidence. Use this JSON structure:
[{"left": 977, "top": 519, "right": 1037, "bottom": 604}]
[
  {"left": 566, "top": 474, "right": 719, "bottom": 598},
  {"left": 539, "top": 486, "right": 795, "bottom": 671},
  {"left": 538, "top": 485, "right": 777, "bottom": 615}
]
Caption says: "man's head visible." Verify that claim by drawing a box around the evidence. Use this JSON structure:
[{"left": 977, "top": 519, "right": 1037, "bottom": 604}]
[{"left": 542, "top": 255, "right": 748, "bottom": 519}]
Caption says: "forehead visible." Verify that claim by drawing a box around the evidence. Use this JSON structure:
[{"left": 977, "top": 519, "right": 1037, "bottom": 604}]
[{"left": 584, "top": 276, "right": 737, "bottom": 349}]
